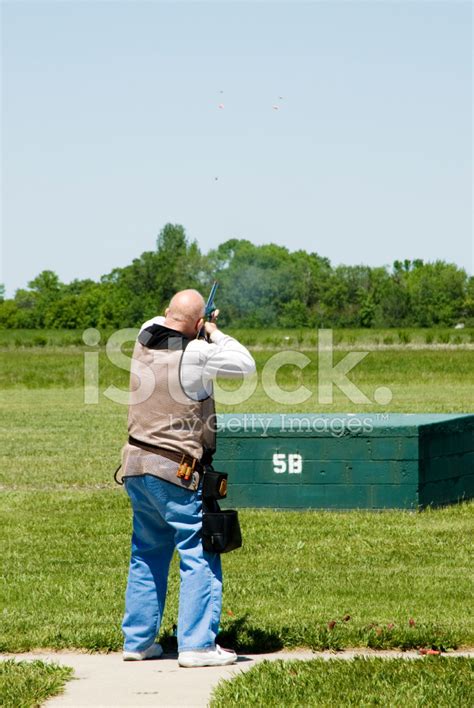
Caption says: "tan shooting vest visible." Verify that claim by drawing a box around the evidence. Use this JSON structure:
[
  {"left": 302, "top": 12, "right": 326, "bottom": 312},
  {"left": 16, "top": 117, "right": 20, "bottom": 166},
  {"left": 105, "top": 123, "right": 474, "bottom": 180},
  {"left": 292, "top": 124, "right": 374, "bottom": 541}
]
[{"left": 121, "top": 325, "right": 216, "bottom": 491}]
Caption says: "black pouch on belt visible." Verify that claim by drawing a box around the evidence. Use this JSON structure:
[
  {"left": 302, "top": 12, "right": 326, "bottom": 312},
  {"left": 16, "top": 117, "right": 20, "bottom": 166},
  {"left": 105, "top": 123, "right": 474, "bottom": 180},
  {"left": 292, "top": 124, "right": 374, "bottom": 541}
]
[
  {"left": 202, "top": 500, "right": 242, "bottom": 554},
  {"left": 201, "top": 469, "right": 242, "bottom": 554},
  {"left": 202, "top": 470, "right": 228, "bottom": 500}
]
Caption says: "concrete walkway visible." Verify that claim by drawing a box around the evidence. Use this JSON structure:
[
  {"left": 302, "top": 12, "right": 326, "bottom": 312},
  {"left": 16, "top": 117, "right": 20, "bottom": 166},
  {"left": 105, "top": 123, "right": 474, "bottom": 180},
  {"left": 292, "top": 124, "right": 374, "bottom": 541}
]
[{"left": 3, "top": 648, "right": 474, "bottom": 708}]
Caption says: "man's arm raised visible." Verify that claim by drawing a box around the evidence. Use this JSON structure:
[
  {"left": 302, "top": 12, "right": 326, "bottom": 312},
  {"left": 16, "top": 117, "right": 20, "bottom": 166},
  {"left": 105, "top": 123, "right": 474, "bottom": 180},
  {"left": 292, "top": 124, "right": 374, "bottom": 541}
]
[{"left": 201, "top": 322, "right": 256, "bottom": 379}]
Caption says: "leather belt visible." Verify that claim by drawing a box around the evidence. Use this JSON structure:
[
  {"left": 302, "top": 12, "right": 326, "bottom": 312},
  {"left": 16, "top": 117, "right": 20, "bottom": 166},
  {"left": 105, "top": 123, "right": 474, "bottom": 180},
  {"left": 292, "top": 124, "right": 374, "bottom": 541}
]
[{"left": 128, "top": 436, "right": 203, "bottom": 474}]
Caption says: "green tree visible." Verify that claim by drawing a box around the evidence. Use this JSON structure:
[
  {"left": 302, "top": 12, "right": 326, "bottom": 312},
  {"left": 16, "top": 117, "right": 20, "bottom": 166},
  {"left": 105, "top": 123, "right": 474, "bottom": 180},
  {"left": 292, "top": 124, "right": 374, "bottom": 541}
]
[
  {"left": 320, "top": 266, "right": 373, "bottom": 327},
  {"left": 278, "top": 299, "right": 309, "bottom": 327},
  {"left": 27, "top": 270, "right": 63, "bottom": 327},
  {"left": 13, "top": 288, "right": 39, "bottom": 327},
  {"left": 1, "top": 224, "right": 470, "bottom": 330},
  {"left": 154, "top": 224, "right": 205, "bottom": 307},
  {"left": 0, "top": 300, "right": 19, "bottom": 328},
  {"left": 463, "top": 276, "right": 474, "bottom": 323},
  {"left": 378, "top": 261, "right": 412, "bottom": 327},
  {"left": 405, "top": 261, "right": 466, "bottom": 326},
  {"left": 209, "top": 241, "right": 300, "bottom": 326}
]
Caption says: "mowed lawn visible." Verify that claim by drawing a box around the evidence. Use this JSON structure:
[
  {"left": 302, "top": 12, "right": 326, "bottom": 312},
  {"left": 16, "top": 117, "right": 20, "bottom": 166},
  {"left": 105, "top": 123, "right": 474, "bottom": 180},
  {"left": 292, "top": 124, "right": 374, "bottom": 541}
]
[
  {"left": 210, "top": 657, "right": 474, "bottom": 707},
  {"left": 1, "top": 346, "right": 474, "bottom": 412},
  {"left": 1, "top": 344, "right": 473, "bottom": 655},
  {"left": 0, "top": 659, "right": 72, "bottom": 708}
]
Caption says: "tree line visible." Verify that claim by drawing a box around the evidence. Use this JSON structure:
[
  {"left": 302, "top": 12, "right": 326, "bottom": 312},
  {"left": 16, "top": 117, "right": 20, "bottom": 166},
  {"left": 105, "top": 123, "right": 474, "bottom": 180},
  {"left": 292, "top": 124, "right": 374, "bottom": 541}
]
[{"left": 1, "top": 223, "right": 473, "bottom": 329}]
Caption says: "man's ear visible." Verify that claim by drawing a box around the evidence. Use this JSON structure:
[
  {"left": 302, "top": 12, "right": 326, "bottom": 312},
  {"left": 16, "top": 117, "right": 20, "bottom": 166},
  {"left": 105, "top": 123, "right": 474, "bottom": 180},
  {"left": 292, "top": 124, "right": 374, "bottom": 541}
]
[
  {"left": 196, "top": 317, "right": 204, "bottom": 332},
  {"left": 164, "top": 307, "right": 170, "bottom": 317}
]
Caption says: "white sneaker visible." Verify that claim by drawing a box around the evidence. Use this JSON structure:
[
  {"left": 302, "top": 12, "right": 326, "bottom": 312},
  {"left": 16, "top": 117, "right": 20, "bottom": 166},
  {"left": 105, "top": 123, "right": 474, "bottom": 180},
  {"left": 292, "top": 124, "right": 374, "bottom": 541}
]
[
  {"left": 123, "top": 642, "right": 163, "bottom": 661},
  {"left": 178, "top": 644, "right": 237, "bottom": 668}
]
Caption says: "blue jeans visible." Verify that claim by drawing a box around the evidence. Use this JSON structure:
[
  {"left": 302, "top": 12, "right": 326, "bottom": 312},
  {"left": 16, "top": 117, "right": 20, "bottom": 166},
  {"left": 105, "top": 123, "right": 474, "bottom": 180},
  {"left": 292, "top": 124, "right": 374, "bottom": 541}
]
[{"left": 122, "top": 475, "right": 222, "bottom": 652}]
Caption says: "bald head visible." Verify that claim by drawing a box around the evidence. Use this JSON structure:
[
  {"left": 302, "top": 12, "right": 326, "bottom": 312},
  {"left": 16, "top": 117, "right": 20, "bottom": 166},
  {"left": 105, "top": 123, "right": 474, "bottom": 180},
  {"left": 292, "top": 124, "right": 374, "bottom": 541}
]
[{"left": 164, "top": 289, "right": 205, "bottom": 337}]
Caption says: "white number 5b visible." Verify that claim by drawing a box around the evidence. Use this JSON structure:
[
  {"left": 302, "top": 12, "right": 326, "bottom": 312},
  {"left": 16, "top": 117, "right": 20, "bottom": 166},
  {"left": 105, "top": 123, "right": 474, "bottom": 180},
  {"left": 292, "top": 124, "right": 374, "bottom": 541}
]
[{"left": 272, "top": 453, "right": 302, "bottom": 474}]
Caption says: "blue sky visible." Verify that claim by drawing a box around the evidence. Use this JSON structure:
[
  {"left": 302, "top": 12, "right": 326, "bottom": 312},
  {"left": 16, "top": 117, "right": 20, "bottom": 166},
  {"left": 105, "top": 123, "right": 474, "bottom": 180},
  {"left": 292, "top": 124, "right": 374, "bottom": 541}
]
[{"left": 1, "top": 0, "right": 472, "bottom": 296}]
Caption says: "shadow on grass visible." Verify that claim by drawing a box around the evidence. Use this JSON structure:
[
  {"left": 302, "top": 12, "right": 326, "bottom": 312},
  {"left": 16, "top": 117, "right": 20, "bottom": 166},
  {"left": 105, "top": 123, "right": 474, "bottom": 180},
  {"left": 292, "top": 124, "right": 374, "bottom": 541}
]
[
  {"left": 217, "top": 615, "right": 284, "bottom": 653},
  {"left": 159, "top": 615, "right": 284, "bottom": 654}
]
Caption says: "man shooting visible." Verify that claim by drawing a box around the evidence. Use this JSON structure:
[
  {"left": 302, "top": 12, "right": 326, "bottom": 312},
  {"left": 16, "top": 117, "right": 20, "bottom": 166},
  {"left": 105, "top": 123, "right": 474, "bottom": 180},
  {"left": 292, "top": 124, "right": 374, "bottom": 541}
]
[{"left": 120, "top": 289, "right": 256, "bottom": 667}]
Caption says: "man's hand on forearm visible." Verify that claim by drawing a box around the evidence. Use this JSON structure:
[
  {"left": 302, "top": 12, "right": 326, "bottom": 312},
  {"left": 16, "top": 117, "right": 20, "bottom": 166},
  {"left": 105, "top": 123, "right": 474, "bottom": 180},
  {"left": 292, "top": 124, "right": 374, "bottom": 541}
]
[{"left": 204, "top": 321, "right": 218, "bottom": 337}]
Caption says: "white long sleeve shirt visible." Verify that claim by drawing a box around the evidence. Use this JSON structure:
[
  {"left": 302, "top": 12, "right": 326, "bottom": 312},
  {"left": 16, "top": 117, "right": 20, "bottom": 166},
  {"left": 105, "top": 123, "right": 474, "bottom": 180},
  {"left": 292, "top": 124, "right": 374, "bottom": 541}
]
[{"left": 140, "top": 316, "right": 256, "bottom": 401}]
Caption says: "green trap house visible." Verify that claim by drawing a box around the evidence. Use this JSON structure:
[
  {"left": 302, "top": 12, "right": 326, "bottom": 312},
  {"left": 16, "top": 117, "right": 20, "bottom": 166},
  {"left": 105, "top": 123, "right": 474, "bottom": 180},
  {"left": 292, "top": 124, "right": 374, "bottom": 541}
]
[{"left": 213, "top": 414, "right": 474, "bottom": 510}]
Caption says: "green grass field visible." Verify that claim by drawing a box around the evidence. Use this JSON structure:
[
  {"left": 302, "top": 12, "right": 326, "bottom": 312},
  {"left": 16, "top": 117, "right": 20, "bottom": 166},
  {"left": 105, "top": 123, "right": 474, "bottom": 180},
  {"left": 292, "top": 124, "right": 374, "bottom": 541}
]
[
  {"left": 1, "top": 348, "right": 473, "bottom": 413},
  {"left": 2, "top": 487, "right": 473, "bottom": 652},
  {"left": 210, "top": 657, "right": 474, "bottom": 707},
  {"left": 1, "top": 333, "right": 473, "bottom": 703},
  {"left": 0, "top": 659, "right": 73, "bottom": 708},
  {"left": 1, "top": 327, "right": 473, "bottom": 349}
]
